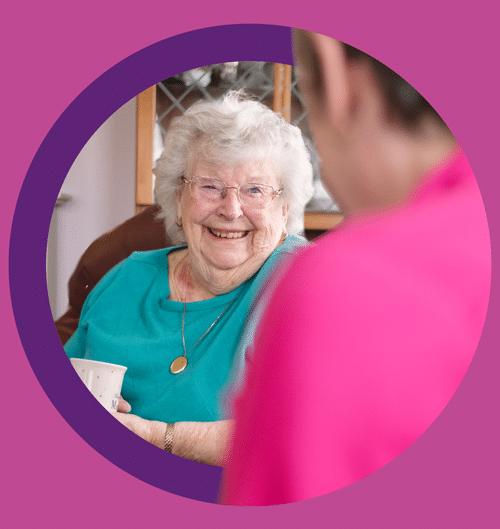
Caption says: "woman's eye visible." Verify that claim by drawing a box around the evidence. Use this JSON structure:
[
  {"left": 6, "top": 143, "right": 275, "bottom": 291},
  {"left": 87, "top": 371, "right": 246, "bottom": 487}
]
[
  {"left": 200, "top": 181, "right": 220, "bottom": 191},
  {"left": 246, "top": 186, "right": 264, "bottom": 195}
]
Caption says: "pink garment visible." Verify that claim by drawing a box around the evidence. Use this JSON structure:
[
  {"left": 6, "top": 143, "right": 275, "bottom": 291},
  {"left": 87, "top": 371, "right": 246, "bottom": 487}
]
[{"left": 221, "top": 149, "right": 491, "bottom": 506}]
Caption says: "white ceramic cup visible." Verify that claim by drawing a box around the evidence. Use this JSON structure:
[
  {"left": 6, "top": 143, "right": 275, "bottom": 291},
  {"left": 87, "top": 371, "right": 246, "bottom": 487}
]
[{"left": 70, "top": 358, "right": 127, "bottom": 412}]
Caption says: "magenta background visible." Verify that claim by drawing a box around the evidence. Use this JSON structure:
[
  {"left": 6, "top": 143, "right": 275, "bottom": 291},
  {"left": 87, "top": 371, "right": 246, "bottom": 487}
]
[{"left": 3, "top": 1, "right": 499, "bottom": 527}]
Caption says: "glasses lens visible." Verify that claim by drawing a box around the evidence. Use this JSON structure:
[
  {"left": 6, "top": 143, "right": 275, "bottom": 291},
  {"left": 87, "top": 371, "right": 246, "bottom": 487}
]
[
  {"left": 240, "top": 183, "right": 272, "bottom": 207},
  {"left": 193, "top": 178, "right": 225, "bottom": 201}
]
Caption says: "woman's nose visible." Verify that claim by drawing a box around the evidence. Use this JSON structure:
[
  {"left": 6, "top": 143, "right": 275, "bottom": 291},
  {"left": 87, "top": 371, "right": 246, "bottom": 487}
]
[{"left": 217, "top": 187, "right": 243, "bottom": 218}]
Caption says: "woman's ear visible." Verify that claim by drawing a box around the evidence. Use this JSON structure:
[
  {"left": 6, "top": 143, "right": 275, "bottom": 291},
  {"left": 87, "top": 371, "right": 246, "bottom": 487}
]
[
  {"left": 176, "top": 188, "right": 183, "bottom": 220},
  {"left": 282, "top": 203, "right": 290, "bottom": 223}
]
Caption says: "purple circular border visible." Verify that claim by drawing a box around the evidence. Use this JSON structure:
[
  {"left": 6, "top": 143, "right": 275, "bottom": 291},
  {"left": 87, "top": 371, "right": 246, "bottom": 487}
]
[{"left": 8, "top": 24, "right": 294, "bottom": 504}]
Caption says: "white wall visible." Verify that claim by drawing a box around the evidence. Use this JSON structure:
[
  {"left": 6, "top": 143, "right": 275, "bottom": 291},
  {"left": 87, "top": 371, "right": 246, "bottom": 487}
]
[{"left": 48, "top": 97, "right": 137, "bottom": 319}]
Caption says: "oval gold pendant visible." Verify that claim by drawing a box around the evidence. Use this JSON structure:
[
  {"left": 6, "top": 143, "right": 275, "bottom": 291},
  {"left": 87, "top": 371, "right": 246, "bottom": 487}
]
[{"left": 170, "top": 356, "right": 188, "bottom": 374}]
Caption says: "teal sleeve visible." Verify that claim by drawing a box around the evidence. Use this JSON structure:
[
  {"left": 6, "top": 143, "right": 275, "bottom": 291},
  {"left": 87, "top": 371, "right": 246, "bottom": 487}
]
[
  {"left": 64, "top": 258, "right": 128, "bottom": 359},
  {"left": 64, "top": 322, "right": 86, "bottom": 359}
]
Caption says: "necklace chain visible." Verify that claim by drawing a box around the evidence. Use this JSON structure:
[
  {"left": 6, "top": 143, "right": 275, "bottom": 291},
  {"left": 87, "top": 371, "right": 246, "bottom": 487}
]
[
  {"left": 181, "top": 287, "right": 242, "bottom": 356},
  {"left": 169, "top": 249, "right": 243, "bottom": 374}
]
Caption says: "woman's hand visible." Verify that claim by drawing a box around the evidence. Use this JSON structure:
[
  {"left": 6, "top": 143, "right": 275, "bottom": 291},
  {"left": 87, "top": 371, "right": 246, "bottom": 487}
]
[
  {"left": 112, "top": 398, "right": 165, "bottom": 448},
  {"left": 112, "top": 399, "right": 234, "bottom": 466}
]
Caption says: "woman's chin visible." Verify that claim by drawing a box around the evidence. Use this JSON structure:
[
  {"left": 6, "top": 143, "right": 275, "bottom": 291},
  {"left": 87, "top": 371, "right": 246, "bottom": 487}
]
[
  {"left": 206, "top": 254, "right": 250, "bottom": 273},
  {"left": 201, "top": 230, "right": 253, "bottom": 270}
]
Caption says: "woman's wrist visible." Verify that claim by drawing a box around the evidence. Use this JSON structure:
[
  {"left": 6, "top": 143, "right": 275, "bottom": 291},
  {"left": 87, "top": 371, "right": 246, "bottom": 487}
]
[
  {"left": 149, "top": 420, "right": 170, "bottom": 449},
  {"left": 169, "top": 420, "right": 233, "bottom": 466},
  {"left": 164, "top": 423, "right": 175, "bottom": 452}
]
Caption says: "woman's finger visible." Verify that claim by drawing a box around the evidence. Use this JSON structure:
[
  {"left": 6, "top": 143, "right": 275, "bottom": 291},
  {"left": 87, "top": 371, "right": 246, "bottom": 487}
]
[{"left": 117, "top": 397, "right": 131, "bottom": 413}]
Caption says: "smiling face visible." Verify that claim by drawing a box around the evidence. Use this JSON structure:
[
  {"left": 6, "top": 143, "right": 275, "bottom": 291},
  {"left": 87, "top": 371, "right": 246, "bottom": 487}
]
[{"left": 176, "top": 157, "right": 289, "bottom": 296}]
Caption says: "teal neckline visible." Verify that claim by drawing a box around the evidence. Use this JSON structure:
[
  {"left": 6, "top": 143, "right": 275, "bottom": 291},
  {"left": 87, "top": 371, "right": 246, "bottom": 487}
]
[{"left": 159, "top": 245, "right": 247, "bottom": 312}]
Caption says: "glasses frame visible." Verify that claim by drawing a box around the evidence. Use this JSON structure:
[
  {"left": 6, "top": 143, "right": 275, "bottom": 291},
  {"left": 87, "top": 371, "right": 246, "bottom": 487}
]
[{"left": 182, "top": 176, "right": 283, "bottom": 208}]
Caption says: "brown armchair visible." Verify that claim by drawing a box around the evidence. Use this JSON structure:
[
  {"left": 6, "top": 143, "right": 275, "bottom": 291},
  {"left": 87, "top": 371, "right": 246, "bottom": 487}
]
[{"left": 55, "top": 205, "right": 171, "bottom": 345}]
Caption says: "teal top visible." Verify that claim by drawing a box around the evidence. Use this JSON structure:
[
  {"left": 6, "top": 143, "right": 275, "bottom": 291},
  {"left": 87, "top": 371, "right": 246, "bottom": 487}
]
[{"left": 65, "top": 235, "right": 306, "bottom": 423}]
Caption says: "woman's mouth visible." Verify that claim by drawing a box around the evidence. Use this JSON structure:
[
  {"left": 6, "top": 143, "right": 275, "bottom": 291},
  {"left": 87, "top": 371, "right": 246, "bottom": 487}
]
[{"left": 207, "top": 227, "right": 249, "bottom": 239}]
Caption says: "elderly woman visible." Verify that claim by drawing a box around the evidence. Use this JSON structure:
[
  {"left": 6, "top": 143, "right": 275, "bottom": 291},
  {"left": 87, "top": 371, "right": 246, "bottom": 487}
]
[{"left": 64, "top": 91, "right": 313, "bottom": 466}]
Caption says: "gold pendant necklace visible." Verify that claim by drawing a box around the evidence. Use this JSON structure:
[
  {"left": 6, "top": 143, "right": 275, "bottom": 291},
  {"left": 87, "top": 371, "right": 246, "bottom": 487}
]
[
  {"left": 168, "top": 251, "right": 244, "bottom": 374},
  {"left": 170, "top": 287, "right": 243, "bottom": 374}
]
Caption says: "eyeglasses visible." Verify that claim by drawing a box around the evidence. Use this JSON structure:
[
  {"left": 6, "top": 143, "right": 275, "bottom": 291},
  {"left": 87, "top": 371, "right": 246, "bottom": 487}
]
[{"left": 182, "top": 176, "right": 283, "bottom": 209}]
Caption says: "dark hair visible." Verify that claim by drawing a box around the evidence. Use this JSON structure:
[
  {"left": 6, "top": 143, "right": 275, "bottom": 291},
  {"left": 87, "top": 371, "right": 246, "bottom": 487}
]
[{"left": 341, "top": 43, "right": 446, "bottom": 128}]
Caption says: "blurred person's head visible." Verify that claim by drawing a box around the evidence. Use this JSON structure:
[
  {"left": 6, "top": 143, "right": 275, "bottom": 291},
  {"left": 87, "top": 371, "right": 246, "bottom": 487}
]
[{"left": 293, "top": 29, "right": 456, "bottom": 215}]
